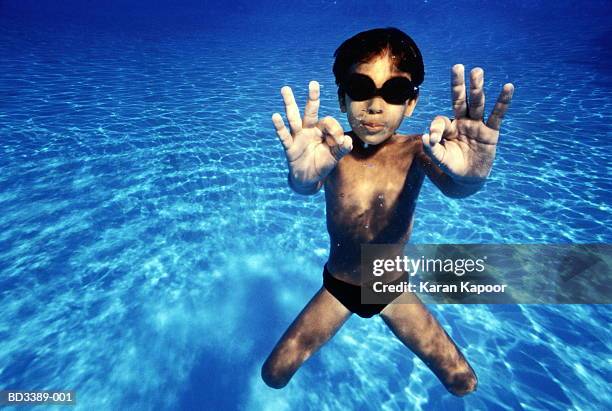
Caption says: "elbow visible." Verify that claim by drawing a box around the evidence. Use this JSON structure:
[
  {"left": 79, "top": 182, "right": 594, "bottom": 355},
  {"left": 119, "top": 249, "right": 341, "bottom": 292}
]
[
  {"left": 287, "top": 173, "right": 322, "bottom": 195},
  {"left": 440, "top": 183, "right": 484, "bottom": 199},
  {"left": 442, "top": 190, "right": 475, "bottom": 199},
  {"left": 290, "top": 188, "right": 319, "bottom": 196},
  {"left": 288, "top": 183, "right": 321, "bottom": 196}
]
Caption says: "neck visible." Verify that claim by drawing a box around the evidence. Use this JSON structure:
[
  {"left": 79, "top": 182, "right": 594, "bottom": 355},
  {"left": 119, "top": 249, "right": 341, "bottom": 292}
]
[{"left": 348, "top": 131, "right": 392, "bottom": 157}]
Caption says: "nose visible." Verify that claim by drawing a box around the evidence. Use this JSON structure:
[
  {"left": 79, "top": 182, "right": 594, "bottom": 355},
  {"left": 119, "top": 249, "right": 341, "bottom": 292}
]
[{"left": 366, "top": 96, "right": 384, "bottom": 114}]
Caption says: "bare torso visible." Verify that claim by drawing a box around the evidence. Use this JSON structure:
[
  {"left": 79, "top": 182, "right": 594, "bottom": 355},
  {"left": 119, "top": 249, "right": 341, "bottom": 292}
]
[{"left": 324, "top": 132, "right": 426, "bottom": 284}]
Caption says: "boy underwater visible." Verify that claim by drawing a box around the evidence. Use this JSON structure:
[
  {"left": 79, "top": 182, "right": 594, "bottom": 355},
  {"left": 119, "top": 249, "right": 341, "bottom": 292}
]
[{"left": 261, "top": 27, "right": 514, "bottom": 396}]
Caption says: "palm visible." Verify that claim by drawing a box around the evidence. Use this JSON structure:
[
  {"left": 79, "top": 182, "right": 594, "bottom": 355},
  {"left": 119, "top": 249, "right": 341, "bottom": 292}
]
[
  {"left": 273, "top": 82, "right": 353, "bottom": 186},
  {"left": 423, "top": 64, "right": 514, "bottom": 183},
  {"left": 282, "top": 126, "right": 335, "bottom": 184},
  {"left": 435, "top": 118, "right": 498, "bottom": 179}
]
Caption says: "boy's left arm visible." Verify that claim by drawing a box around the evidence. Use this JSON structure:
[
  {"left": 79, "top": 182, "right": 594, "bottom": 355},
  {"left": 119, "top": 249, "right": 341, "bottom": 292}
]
[{"left": 418, "top": 64, "right": 514, "bottom": 198}]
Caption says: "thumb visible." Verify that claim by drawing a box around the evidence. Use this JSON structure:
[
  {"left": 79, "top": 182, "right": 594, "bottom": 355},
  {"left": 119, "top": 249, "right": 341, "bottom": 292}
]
[
  {"left": 329, "top": 134, "right": 353, "bottom": 162},
  {"left": 318, "top": 117, "right": 344, "bottom": 140},
  {"left": 422, "top": 133, "right": 447, "bottom": 166},
  {"left": 338, "top": 134, "right": 353, "bottom": 156}
]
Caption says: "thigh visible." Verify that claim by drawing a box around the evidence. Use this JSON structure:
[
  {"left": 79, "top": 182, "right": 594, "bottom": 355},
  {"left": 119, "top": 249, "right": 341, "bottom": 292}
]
[
  {"left": 264, "top": 286, "right": 352, "bottom": 372},
  {"left": 379, "top": 292, "right": 476, "bottom": 385}
]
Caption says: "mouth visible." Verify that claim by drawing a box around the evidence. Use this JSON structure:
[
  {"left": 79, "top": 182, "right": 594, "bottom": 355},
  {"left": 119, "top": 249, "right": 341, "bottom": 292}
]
[{"left": 361, "top": 122, "right": 385, "bottom": 132}]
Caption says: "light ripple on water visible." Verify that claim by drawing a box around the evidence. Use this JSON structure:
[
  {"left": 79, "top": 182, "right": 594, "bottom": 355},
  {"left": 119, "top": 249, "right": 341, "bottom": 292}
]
[{"left": 0, "top": 3, "right": 611, "bottom": 411}]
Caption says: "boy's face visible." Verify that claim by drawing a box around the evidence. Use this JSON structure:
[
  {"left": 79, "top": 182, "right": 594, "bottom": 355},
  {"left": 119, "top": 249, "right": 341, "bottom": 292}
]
[{"left": 340, "top": 52, "right": 418, "bottom": 145}]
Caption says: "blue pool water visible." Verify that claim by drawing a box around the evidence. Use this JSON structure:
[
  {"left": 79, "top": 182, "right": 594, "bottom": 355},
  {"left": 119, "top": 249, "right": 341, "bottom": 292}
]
[{"left": 0, "top": 1, "right": 611, "bottom": 410}]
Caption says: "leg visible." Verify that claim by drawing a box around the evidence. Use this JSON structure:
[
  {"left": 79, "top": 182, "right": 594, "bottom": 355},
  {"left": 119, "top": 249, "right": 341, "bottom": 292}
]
[
  {"left": 261, "top": 286, "right": 351, "bottom": 388},
  {"left": 380, "top": 292, "right": 478, "bottom": 396}
]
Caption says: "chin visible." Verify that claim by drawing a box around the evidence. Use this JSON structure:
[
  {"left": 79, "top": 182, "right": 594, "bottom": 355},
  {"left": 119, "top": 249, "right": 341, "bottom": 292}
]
[{"left": 357, "top": 130, "right": 392, "bottom": 145}]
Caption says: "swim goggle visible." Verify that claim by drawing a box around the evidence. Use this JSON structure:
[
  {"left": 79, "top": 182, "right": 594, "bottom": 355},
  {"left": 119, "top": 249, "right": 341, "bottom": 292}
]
[{"left": 342, "top": 73, "right": 419, "bottom": 105}]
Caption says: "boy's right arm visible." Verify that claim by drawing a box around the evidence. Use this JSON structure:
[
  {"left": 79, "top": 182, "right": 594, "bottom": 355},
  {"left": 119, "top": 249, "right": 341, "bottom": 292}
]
[
  {"left": 272, "top": 81, "right": 353, "bottom": 196},
  {"left": 288, "top": 171, "right": 324, "bottom": 195}
]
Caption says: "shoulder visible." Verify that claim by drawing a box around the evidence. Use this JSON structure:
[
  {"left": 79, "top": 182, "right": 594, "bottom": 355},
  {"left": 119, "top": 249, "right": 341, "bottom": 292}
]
[
  {"left": 389, "top": 133, "right": 425, "bottom": 155},
  {"left": 390, "top": 133, "right": 432, "bottom": 174},
  {"left": 391, "top": 133, "right": 422, "bottom": 144}
]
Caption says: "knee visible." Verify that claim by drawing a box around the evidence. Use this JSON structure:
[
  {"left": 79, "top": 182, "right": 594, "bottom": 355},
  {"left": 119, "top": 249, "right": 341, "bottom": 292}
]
[
  {"left": 261, "top": 360, "right": 290, "bottom": 389},
  {"left": 446, "top": 369, "right": 478, "bottom": 397}
]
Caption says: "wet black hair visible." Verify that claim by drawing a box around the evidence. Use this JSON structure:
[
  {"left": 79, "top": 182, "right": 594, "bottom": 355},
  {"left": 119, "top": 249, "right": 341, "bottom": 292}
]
[{"left": 333, "top": 27, "right": 425, "bottom": 105}]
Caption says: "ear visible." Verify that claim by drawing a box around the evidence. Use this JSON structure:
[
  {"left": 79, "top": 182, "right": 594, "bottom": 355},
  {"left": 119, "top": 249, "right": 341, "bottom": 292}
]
[
  {"left": 404, "top": 96, "right": 418, "bottom": 117},
  {"left": 338, "top": 89, "right": 347, "bottom": 113}
]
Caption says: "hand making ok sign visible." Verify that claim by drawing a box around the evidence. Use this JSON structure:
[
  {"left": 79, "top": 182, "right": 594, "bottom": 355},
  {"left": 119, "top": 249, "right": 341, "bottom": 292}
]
[
  {"left": 273, "top": 81, "right": 353, "bottom": 189},
  {"left": 422, "top": 64, "right": 515, "bottom": 184}
]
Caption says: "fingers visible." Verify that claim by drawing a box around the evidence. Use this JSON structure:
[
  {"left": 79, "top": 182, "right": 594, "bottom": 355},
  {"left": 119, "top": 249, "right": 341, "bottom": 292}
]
[
  {"left": 428, "top": 115, "right": 455, "bottom": 145},
  {"left": 422, "top": 132, "right": 447, "bottom": 166},
  {"left": 335, "top": 134, "right": 353, "bottom": 158},
  {"left": 453, "top": 64, "right": 513, "bottom": 130},
  {"left": 486, "top": 83, "right": 515, "bottom": 131},
  {"left": 469, "top": 67, "right": 485, "bottom": 120},
  {"left": 302, "top": 81, "right": 320, "bottom": 128},
  {"left": 319, "top": 116, "right": 352, "bottom": 159},
  {"left": 318, "top": 116, "right": 344, "bottom": 145},
  {"left": 281, "top": 86, "right": 302, "bottom": 134},
  {"left": 451, "top": 64, "right": 468, "bottom": 118},
  {"left": 272, "top": 113, "right": 293, "bottom": 150}
]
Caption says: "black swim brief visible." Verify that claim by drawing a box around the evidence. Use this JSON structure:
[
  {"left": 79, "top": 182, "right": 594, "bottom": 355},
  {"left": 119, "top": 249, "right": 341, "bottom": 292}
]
[{"left": 322, "top": 263, "right": 407, "bottom": 318}]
